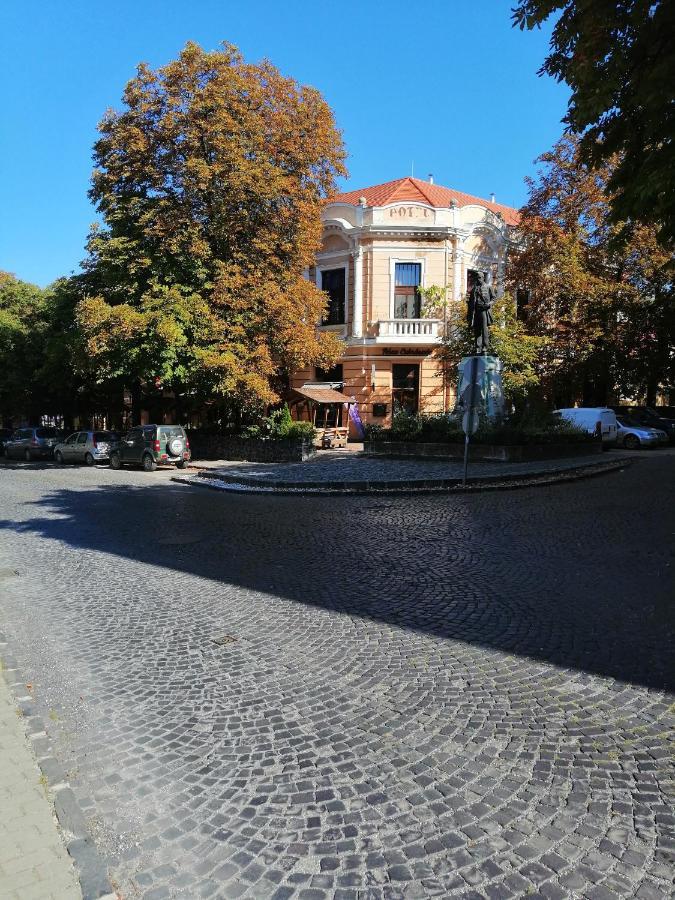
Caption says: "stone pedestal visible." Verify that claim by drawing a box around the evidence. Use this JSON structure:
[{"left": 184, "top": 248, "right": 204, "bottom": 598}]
[{"left": 456, "top": 355, "right": 505, "bottom": 421}]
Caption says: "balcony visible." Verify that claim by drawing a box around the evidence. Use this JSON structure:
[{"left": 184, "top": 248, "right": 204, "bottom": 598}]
[{"left": 374, "top": 318, "right": 442, "bottom": 344}]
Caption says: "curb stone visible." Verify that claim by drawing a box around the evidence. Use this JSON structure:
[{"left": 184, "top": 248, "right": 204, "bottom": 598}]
[
  {"left": 172, "top": 458, "right": 632, "bottom": 495},
  {"left": 0, "top": 630, "right": 115, "bottom": 900}
]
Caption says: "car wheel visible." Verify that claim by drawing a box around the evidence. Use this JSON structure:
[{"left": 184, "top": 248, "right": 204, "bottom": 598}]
[
  {"left": 84, "top": 452, "right": 95, "bottom": 467},
  {"left": 110, "top": 452, "right": 122, "bottom": 470},
  {"left": 55, "top": 450, "right": 64, "bottom": 465},
  {"left": 175, "top": 459, "right": 188, "bottom": 469},
  {"left": 24, "top": 449, "right": 32, "bottom": 462},
  {"left": 624, "top": 434, "right": 640, "bottom": 450},
  {"left": 142, "top": 453, "right": 157, "bottom": 472}
]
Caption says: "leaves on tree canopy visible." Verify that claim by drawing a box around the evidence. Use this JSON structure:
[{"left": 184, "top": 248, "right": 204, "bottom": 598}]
[
  {"left": 422, "top": 287, "right": 546, "bottom": 405},
  {"left": 512, "top": 0, "right": 675, "bottom": 248},
  {"left": 0, "top": 274, "right": 103, "bottom": 425},
  {"left": 508, "top": 135, "right": 673, "bottom": 405},
  {"left": 79, "top": 41, "right": 347, "bottom": 413},
  {"left": 0, "top": 272, "right": 47, "bottom": 421}
]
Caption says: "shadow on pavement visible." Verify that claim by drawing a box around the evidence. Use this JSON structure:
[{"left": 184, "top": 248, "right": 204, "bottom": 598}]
[{"left": 1, "top": 458, "right": 674, "bottom": 692}]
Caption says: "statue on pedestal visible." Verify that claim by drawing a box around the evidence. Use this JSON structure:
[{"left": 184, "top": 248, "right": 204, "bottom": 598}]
[{"left": 467, "top": 272, "right": 495, "bottom": 355}]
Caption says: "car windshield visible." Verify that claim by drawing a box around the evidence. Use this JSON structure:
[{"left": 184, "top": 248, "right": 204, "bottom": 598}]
[
  {"left": 36, "top": 427, "right": 60, "bottom": 438},
  {"left": 94, "top": 431, "right": 118, "bottom": 442}
]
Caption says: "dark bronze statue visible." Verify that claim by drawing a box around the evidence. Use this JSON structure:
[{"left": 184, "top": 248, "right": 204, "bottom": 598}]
[{"left": 467, "top": 272, "right": 495, "bottom": 354}]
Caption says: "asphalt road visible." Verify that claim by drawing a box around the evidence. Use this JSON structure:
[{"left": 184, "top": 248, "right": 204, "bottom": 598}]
[{"left": 0, "top": 457, "right": 673, "bottom": 899}]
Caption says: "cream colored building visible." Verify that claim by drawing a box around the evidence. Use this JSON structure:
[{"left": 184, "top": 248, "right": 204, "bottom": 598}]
[{"left": 291, "top": 176, "right": 519, "bottom": 430}]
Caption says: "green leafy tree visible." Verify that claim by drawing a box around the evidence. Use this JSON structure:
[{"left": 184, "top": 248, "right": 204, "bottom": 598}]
[
  {"left": 0, "top": 272, "right": 51, "bottom": 424},
  {"left": 608, "top": 223, "right": 674, "bottom": 405},
  {"left": 0, "top": 271, "right": 133, "bottom": 429},
  {"left": 38, "top": 278, "right": 120, "bottom": 428},
  {"left": 512, "top": 0, "right": 675, "bottom": 248},
  {"left": 78, "top": 41, "right": 347, "bottom": 423},
  {"left": 420, "top": 285, "right": 546, "bottom": 408}
]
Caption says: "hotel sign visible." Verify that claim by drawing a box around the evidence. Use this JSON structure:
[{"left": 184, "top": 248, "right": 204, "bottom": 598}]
[
  {"left": 381, "top": 348, "right": 429, "bottom": 355},
  {"left": 387, "top": 205, "right": 432, "bottom": 220}
]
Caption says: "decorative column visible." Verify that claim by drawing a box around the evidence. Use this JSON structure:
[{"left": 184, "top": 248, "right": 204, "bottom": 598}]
[
  {"left": 452, "top": 242, "right": 463, "bottom": 301},
  {"left": 352, "top": 245, "right": 363, "bottom": 337},
  {"left": 496, "top": 251, "right": 506, "bottom": 297}
]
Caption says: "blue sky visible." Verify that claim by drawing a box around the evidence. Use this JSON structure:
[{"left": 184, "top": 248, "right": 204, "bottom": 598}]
[{"left": 0, "top": 1, "right": 567, "bottom": 287}]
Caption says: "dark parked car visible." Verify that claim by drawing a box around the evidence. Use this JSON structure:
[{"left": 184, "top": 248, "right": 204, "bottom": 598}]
[
  {"left": 109, "top": 425, "right": 191, "bottom": 471},
  {"left": 0, "top": 427, "right": 13, "bottom": 456},
  {"left": 611, "top": 407, "right": 675, "bottom": 443},
  {"left": 3, "top": 426, "right": 64, "bottom": 460}
]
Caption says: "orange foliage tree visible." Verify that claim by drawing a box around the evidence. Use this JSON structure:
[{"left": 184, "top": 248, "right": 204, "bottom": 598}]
[
  {"left": 77, "top": 41, "right": 346, "bottom": 423},
  {"left": 508, "top": 136, "right": 673, "bottom": 406}
]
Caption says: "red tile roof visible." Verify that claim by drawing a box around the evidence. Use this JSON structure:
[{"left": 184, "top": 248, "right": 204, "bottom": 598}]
[{"left": 327, "top": 177, "right": 519, "bottom": 226}]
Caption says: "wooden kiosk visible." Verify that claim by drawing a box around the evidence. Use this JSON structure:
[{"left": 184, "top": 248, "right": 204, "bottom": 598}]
[{"left": 288, "top": 384, "right": 356, "bottom": 449}]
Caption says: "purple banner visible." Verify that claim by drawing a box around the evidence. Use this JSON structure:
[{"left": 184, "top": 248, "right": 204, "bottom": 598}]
[{"left": 347, "top": 402, "right": 365, "bottom": 439}]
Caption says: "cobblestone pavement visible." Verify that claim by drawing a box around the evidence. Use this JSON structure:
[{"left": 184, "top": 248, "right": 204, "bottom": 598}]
[
  {"left": 0, "top": 669, "right": 82, "bottom": 899},
  {"left": 191, "top": 451, "right": 631, "bottom": 487},
  {"left": 0, "top": 458, "right": 673, "bottom": 899}
]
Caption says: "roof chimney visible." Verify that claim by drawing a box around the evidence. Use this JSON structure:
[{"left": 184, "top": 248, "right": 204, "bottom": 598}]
[
  {"left": 358, "top": 196, "right": 367, "bottom": 207},
  {"left": 428, "top": 173, "right": 434, "bottom": 184},
  {"left": 490, "top": 192, "right": 496, "bottom": 203}
]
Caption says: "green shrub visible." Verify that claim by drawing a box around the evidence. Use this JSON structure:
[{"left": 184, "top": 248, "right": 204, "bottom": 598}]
[
  {"left": 363, "top": 423, "right": 385, "bottom": 442},
  {"left": 241, "top": 405, "right": 315, "bottom": 442},
  {"left": 284, "top": 421, "right": 315, "bottom": 441},
  {"left": 389, "top": 410, "right": 423, "bottom": 440},
  {"left": 276, "top": 403, "right": 294, "bottom": 434},
  {"left": 364, "top": 408, "right": 593, "bottom": 445},
  {"left": 417, "top": 413, "right": 464, "bottom": 442},
  {"left": 473, "top": 409, "right": 591, "bottom": 445}
]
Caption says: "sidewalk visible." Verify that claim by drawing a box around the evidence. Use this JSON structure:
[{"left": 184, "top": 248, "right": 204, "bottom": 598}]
[{"left": 0, "top": 667, "right": 82, "bottom": 900}]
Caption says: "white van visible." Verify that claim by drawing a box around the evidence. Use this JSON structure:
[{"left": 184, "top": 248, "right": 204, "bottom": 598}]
[{"left": 554, "top": 408, "right": 618, "bottom": 446}]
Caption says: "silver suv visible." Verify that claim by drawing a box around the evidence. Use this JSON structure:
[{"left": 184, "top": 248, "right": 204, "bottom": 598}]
[
  {"left": 4, "top": 427, "right": 64, "bottom": 460},
  {"left": 54, "top": 430, "right": 120, "bottom": 466}
]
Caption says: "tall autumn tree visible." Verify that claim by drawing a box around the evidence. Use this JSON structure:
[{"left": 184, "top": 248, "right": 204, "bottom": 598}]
[
  {"left": 509, "top": 135, "right": 673, "bottom": 406},
  {"left": 513, "top": 0, "right": 675, "bottom": 248},
  {"left": 78, "top": 41, "right": 346, "bottom": 423}
]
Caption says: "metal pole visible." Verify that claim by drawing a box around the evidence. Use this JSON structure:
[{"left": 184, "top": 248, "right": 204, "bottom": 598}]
[
  {"left": 462, "top": 356, "right": 478, "bottom": 487},
  {"left": 462, "top": 432, "right": 470, "bottom": 486}
]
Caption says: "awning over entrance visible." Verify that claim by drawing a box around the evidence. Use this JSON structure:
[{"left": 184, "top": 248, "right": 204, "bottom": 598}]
[
  {"left": 290, "top": 385, "right": 355, "bottom": 405},
  {"left": 288, "top": 384, "right": 357, "bottom": 449}
]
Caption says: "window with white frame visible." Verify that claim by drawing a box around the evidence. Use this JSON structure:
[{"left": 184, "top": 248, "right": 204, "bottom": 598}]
[
  {"left": 394, "top": 262, "right": 422, "bottom": 319},
  {"left": 320, "top": 268, "right": 346, "bottom": 325}
]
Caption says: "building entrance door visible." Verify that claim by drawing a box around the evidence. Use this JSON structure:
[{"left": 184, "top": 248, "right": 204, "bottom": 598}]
[{"left": 392, "top": 363, "right": 420, "bottom": 415}]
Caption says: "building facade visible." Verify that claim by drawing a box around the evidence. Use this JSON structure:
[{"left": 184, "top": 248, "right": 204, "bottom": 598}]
[{"left": 291, "top": 176, "right": 519, "bottom": 430}]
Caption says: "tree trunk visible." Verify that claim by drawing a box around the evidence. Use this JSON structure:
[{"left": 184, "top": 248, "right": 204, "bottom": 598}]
[
  {"left": 173, "top": 384, "right": 184, "bottom": 425},
  {"left": 130, "top": 381, "right": 142, "bottom": 426}
]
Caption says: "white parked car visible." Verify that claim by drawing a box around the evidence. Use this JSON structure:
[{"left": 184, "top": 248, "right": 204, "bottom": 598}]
[
  {"left": 54, "top": 430, "right": 120, "bottom": 466},
  {"left": 615, "top": 417, "right": 668, "bottom": 450},
  {"left": 554, "top": 408, "right": 618, "bottom": 446}
]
